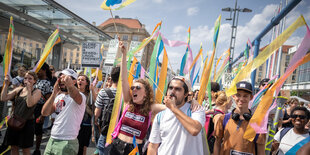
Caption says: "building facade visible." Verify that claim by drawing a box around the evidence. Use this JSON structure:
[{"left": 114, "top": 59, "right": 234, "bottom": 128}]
[{"left": 98, "top": 16, "right": 154, "bottom": 69}]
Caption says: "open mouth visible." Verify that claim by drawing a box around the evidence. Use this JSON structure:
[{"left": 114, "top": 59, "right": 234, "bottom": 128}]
[{"left": 133, "top": 94, "right": 138, "bottom": 98}]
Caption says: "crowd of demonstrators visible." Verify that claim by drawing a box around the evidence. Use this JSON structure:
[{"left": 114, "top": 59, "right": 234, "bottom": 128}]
[
  {"left": 148, "top": 77, "right": 206, "bottom": 155},
  {"left": 1, "top": 71, "right": 41, "bottom": 155},
  {"left": 1, "top": 51, "right": 310, "bottom": 155},
  {"left": 272, "top": 106, "right": 310, "bottom": 154}
]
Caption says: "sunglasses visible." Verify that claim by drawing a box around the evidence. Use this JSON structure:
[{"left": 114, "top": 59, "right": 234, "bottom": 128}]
[
  {"left": 291, "top": 114, "right": 307, "bottom": 119},
  {"left": 130, "top": 85, "right": 141, "bottom": 90}
]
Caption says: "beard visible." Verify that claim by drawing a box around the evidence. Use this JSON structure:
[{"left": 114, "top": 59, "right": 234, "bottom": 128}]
[{"left": 60, "top": 87, "right": 68, "bottom": 92}]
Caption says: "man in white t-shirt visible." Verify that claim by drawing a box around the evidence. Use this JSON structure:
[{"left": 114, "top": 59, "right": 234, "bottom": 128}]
[
  {"left": 42, "top": 69, "right": 86, "bottom": 155},
  {"left": 148, "top": 76, "right": 206, "bottom": 155}
]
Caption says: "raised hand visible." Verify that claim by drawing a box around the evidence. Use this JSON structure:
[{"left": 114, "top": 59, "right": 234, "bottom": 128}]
[
  {"left": 119, "top": 41, "right": 126, "bottom": 55},
  {"left": 63, "top": 75, "right": 73, "bottom": 87},
  {"left": 53, "top": 78, "right": 61, "bottom": 95},
  {"left": 4, "top": 75, "right": 10, "bottom": 85}
]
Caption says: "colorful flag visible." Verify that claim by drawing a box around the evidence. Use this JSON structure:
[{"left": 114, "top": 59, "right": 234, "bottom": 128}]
[
  {"left": 197, "top": 15, "right": 221, "bottom": 105},
  {"left": 180, "top": 27, "right": 191, "bottom": 76},
  {"left": 33, "top": 29, "right": 61, "bottom": 73},
  {"left": 128, "top": 57, "right": 138, "bottom": 88},
  {"left": 128, "top": 136, "right": 139, "bottom": 155},
  {"left": 101, "top": 0, "right": 136, "bottom": 10},
  {"left": 3, "top": 16, "right": 14, "bottom": 79},
  {"left": 155, "top": 46, "right": 168, "bottom": 104},
  {"left": 226, "top": 15, "right": 306, "bottom": 97},
  {"left": 244, "top": 26, "right": 310, "bottom": 141},
  {"left": 189, "top": 43, "right": 203, "bottom": 83}
]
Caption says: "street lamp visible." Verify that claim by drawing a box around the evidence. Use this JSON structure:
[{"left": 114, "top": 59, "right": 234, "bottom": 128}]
[{"left": 222, "top": 0, "right": 252, "bottom": 72}]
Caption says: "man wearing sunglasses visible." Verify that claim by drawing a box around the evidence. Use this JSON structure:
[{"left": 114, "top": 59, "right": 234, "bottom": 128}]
[
  {"left": 272, "top": 106, "right": 310, "bottom": 154},
  {"left": 148, "top": 76, "right": 206, "bottom": 155}
]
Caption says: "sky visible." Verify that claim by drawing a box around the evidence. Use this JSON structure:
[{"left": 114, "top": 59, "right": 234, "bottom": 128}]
[{"left": 54, "top": 0, "right": 310, "bottom": 73}]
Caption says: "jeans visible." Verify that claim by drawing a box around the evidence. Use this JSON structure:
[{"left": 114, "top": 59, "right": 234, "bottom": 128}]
[{"left": 97, "top": 135, "right": 106, "bottom": 155}]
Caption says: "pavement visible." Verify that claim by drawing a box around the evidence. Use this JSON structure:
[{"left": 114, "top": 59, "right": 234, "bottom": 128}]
[{"left": 0, "top": 128, "right": 97, "bottom": 155}]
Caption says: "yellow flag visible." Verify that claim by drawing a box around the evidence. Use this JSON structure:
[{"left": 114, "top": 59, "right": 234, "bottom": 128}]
[
  {"left": 155, "top": 47, "right": 168, "bottom": 104},
  {"left": 128, "top": 57, "right": 138, "bottom": 88},
  {"left": 226, "top": 16, "right": 306, "bottom": 96},
  {"left": 244, "top": 53, "right": 310, "bottom": 141}
]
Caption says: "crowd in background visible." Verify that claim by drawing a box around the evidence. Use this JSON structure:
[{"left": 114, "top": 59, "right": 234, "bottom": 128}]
[{"left": 0, "top": 49, "right": 310, "bottom": 155}]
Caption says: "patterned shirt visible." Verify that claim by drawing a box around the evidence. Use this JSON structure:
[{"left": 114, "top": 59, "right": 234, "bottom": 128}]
[{"left": 35, "top": 79, "right": 53, "bottom": 105}]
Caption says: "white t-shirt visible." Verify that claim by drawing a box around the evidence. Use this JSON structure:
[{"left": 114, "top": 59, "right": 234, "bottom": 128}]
[
  {"left": 274, "top": 128, "right": 309, "bottom": 155},
  {"left": 149, "top": 102, "right": 206, "bottom": 155},
  {"left": 51, "top": 92, "right": 86, "bottom": 140}
]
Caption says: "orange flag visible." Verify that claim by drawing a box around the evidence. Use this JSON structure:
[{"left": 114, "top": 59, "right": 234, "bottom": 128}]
[
  {"left": 155, "top": 47, "right": 168, "bottom": 104},
  {"left": 128, "top": 57, "right": 138, "bottom": 87},
  {"left": 244, "top": 53, "right": 310, "bottom": 141}
]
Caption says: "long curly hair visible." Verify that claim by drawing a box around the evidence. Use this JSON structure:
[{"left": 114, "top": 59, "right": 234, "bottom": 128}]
[{"left": 128, "top": 78, "right": 154, "bottom": 116}]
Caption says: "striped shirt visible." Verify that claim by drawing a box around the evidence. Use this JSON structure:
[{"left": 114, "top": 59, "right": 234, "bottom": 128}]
[{"left": 95, "top": 88, "right": 117, "bottom": 109}]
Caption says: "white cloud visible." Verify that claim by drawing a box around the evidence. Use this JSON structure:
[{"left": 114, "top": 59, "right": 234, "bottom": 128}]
[
  {"left": 187, "top": 7, "right": 199, "bottom": 16},
  {"left": 285, "top": 36, "right": 303, "bottom": 45},
  {"left": 153, "top": 0, "right": 163, "bottom": 4}
]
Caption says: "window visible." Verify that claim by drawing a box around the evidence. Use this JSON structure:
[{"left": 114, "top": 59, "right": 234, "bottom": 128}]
[
  {"left": 23, "top": 42, "right": 26, "bottom": 47},
  {"left": 76, "top": 53, "right": 79, "bottom": 57},
  {"left": 132, "top": 35, "right": 139, "bottom": 41},
  {"left": 122, "top": 35, "right": 128, "bottom": 41},
  {"left": 286, "top": 55, "right": 290, "bottom": 61},
  {"left": 292, "top": 75, "right": 296, "bottom": 81},
  {"left": 64, "top": 59, "right": 67, "bottom": 63},
  {"left": 293, "top": 69, "right": 297, "bottom": 74},
  {"left": 258, "top": 72, "right": 262, "bottom": 77},
  {"left": 30, "top": 43, "right": 32, "bottom": 47},
  {"left": 285, "top": 62, "right": 289, "bottom": 67},
  {"left": 70, "top": 52, "right": 73, "bottom": 57},
  {"left": 18, "top": 36, "right": 20, "bottom": 40},
  {"left": 36, "top": 44, "right": 39, "bottom": 48},
  {"left": 76, "top": 59, "right": 79, "bottom": 63},
  {"left": 259, "top": 66, "right": 263, "bottom": 71},
  {"left": 64, "top": 52, "right": 67, "bottom": 57},
  {"left": 258, "top": 78, "right": 261, "bottom": 83},
  {"left": 77, "top": 47, "right": 80, "bottom": 51}
]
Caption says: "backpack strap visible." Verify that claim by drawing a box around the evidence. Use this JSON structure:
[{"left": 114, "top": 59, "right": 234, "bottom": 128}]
[
  {"left": 223, "top": 112, "right": 231, "bottom": 130},
  {"left": 104, "top": 88, "right": 115, "bottom": 99},
  {"left": 280, "top": 127, "right": 292, "bottom": 142}
]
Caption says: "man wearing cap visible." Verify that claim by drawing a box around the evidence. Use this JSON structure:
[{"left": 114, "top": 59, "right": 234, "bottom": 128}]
[
  {"left": 42, "top": 69, "right": 86, "bottom": 155},
  {"left": 213, "top": 81, "right": 266, "bottom": 155},
  {"left": 148, "top": 76, "right": 206, "bottom": 155}
]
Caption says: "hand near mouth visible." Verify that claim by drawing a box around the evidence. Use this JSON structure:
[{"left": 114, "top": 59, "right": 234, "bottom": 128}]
[{"left": 164, "top": 95, "right": 177, "bottom": 110}]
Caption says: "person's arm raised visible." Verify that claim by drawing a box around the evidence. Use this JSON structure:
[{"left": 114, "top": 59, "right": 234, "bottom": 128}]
[
  {"left": 42, "top": 79, "right": 60, "bottom": 116},
  {"left": 120, "top": 41, "right": 131, "bottom": 103},
  {"left": 1, "top": 75, "right": 20, "bottom": 101}
]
